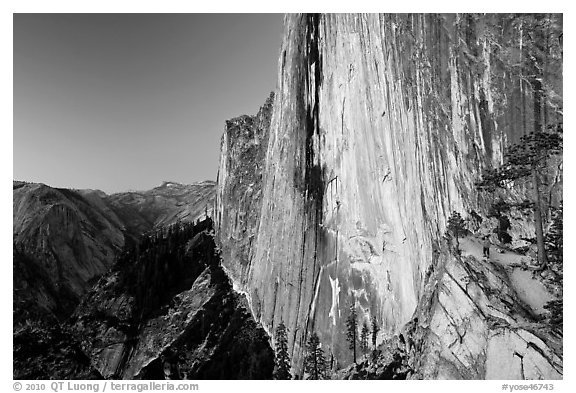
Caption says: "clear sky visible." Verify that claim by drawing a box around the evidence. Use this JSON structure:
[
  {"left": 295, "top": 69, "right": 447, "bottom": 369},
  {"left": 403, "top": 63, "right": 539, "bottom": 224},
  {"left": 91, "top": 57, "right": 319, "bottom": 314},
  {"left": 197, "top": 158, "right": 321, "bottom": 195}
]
[{"left": 14, "top": 14, "right": 283, "bottom": 193}]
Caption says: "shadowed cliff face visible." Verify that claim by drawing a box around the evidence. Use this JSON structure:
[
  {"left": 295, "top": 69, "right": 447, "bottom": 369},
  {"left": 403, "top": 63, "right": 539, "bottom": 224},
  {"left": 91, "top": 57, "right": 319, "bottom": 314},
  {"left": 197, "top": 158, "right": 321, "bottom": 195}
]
[
  {"left": 215, "top": 13, "right": 562, "bottom": 377},
  {"left": 215, "top": 93, "right": 274, "bottom": 276}
]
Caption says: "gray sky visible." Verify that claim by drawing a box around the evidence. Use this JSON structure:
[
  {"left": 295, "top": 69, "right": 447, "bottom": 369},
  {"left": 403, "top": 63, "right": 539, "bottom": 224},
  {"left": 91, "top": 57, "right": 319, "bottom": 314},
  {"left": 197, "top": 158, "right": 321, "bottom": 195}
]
[{"left": 14, "top": 14, "right": 283, "bottom": 193}]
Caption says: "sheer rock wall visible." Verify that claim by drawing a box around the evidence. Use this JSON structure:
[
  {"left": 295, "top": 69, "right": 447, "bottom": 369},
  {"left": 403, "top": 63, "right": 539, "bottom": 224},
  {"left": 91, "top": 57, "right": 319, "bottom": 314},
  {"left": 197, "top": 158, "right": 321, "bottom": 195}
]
[{"left": 216, "top": 14, "right": 562, "bottom": 377}]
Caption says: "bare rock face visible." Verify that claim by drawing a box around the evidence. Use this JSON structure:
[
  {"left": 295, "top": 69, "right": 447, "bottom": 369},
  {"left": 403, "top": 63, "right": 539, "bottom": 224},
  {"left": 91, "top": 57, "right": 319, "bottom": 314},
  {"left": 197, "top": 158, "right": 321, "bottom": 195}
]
[
  {"left": 215, "top": 93, "right": 274, "bottom": 283},
  {"left": 337, "top": 245, "right": 562, "bottom": 380},
  {"left": 215, "top": 14, "right": 562, "bottom": 378},
  {"left": 402, "top": 248, "right": 562, "bottom": 380}
]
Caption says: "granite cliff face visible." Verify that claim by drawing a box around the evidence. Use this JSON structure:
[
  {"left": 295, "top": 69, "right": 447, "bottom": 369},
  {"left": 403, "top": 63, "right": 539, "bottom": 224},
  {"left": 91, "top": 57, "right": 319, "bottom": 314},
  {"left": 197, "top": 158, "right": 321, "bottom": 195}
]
[
  {"left": 215, "top": 93, "right": 274, "bottom": 279},
  {"left": 215, "top": 14, "right": 562, "bottom": 378}
]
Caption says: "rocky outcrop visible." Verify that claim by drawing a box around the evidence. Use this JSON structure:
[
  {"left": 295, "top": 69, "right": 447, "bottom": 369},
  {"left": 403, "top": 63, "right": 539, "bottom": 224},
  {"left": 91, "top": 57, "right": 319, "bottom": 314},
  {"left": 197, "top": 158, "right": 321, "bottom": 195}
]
[
  {"left": 403, "top": 247, "right": 562, "bottom": 379},
  {"left": 337, "top": 238, "right": 562, "bottom": 380},
  {"left": 215, "top": 13, "right": 562, "bottom": 377},
  {"left": 215, "top": 93, "right": 274, "bottom": 283},
  {"left": 70, "top": 219, "right": 274, "bottom": 380}
]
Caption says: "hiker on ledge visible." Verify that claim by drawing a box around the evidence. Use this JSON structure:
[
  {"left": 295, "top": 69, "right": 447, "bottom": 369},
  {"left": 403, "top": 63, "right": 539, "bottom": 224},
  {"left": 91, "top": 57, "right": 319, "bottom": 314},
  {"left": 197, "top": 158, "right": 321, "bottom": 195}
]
[{"left": 482, "top": 235, "right": 491, "bottom": 258}]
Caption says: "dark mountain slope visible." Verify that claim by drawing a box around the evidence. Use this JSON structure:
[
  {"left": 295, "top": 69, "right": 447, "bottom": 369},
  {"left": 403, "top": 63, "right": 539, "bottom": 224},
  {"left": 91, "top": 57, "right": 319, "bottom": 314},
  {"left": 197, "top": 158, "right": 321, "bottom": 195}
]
[
  {"left": 13, "top": 181, "right": 125, "bottom": 321},
  {"left": 70, "top": 218, "right": 274, "bottom": 379},
  {"left": 13, "top": 180, "right": 217, "bottom": 322}
]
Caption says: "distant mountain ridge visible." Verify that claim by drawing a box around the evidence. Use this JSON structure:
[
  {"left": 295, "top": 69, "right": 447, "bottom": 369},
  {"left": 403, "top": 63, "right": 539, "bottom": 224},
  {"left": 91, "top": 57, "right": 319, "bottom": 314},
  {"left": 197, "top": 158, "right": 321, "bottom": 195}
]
[
  {"left": 104, "top": 180, "right": 216, "bottom": 240},
  {"left": 13, "top": 179, "right": 216, "bottom": 323}
]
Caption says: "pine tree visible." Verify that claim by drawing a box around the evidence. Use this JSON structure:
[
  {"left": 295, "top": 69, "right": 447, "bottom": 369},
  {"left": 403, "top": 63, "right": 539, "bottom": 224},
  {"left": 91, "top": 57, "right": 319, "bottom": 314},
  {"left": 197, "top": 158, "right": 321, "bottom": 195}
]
[
  {"left": 360, "top": 322, "right": 370, "bottom": 354},
  {"left": 273, "top": 321, "right": 292, "bottom": 380},
  {"left": 544, "top": 202, "right": 563, "bottom": 329},
  {"left": 546, "top": 202, "right": 563, "bottom": 270},
  {"left": 446, "top": 211, "right": 467, "bottom": 252},
  {"left": 477, "top": 128, "right": 562, "bottom": 269},
  {"left": 304, "top": 332, "right": 327, "bottom": 380},
  {"left": 345, "top": 298, "right": 358, "bottom": 364},
  {"left": 371, "top": 316, "right": 379, "bottom": 349},
  {"left": 544, "top": 299, "right": 562, "bottom": 328}
]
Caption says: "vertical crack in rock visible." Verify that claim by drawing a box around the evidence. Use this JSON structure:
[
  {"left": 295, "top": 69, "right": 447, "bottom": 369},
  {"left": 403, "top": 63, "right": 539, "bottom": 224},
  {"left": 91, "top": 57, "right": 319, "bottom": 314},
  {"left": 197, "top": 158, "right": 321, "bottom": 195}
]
[{"left": 301, "top": 12, "right": 325, "bottom": 351}]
